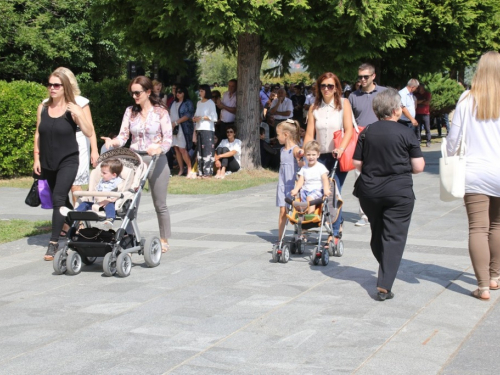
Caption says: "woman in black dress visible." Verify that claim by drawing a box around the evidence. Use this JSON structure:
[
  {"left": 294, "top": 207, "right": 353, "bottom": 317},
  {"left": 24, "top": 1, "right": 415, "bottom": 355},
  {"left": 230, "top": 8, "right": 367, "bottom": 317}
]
[
  {"left": 33, "top": 70, "right": 94, "bottom": 261},
  {"left": 353, "top": 88, "right": 425, "bottom": 301}
]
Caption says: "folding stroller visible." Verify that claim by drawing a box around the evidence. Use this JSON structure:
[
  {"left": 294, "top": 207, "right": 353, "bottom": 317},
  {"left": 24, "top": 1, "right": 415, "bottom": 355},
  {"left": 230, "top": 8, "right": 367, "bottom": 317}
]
[
  {"left": 272, "top": 161, "right": 344, "bottom": 265},
  {"left": 53, "top": 148, "right": 162, "bottom": 277}
]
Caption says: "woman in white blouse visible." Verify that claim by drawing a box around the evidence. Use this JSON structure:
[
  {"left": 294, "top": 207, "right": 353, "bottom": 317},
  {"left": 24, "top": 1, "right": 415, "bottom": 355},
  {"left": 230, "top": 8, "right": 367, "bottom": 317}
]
[
  {"left": 303, "top": 72, "right": 353, "bottom": 248},
  {"left": 193, "top": 84, "right": 218, "bottom": 178},
  {"left": 446, "top": 51, "right": 500, "bottom": 301}
]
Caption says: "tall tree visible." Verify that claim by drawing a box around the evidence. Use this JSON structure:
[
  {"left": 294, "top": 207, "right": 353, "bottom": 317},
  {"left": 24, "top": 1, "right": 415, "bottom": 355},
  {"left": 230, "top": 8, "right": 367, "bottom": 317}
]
[{"left": 0, "top": 0, "right": 124, "bottom": 82}]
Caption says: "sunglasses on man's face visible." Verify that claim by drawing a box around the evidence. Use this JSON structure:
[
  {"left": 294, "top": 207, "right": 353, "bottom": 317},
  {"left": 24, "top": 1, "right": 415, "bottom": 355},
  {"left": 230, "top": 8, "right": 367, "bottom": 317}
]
[
  {"left": 357, "top": 75, "right": 372, "bottom": 81},
  {"left": 47, "top": 83, "right": 62, "bottom": 89}
]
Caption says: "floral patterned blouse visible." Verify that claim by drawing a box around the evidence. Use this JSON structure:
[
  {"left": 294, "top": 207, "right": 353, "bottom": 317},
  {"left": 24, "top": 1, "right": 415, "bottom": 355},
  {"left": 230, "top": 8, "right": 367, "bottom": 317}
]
[{"left": 116, "top": 106, "right": 172, "bottom": 154}]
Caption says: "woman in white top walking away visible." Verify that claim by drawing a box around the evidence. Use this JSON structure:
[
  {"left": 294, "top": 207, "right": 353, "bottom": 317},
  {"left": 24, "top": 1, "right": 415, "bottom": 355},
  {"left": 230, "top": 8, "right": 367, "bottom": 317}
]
[
  {"left": 447, "top": 51, "right": 500, "bottom": 301},
  {"left": 193, "top": 84, "right": 218, "bottom": 178}
]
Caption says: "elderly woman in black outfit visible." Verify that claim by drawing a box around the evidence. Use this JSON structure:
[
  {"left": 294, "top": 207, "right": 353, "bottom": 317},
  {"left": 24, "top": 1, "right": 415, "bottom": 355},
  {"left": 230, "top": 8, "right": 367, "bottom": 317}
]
[
  {"left": 33, "top": 70, "right": 94, "bottom": 261},
  {"left": 353, "top": 88, "right": 425, "bottom": 301}
]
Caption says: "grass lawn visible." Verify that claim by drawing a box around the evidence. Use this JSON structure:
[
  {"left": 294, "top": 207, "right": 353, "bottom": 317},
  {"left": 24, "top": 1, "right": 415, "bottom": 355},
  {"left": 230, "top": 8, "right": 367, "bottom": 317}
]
[
  {"left": 0, "top": 219, "right": 51, "bottom": 244},
  {"left": 168, "top": 169, "right": 278, "bottom": 195},
  {"left": 1, "top": 169, "right": 278, "bottom": 195}
]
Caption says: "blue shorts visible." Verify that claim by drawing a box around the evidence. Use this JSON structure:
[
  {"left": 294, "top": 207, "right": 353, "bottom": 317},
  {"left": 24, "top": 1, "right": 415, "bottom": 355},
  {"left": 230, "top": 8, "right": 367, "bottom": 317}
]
[{"left": 300, "top": 189, "right": 323, "bottom": 202}]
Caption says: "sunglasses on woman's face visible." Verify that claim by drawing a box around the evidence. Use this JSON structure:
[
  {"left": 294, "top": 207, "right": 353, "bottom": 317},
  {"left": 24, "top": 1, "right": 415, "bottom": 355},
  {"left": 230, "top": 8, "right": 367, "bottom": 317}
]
[
  {"left": 176, "top": 91, "right": 183, "bottom": 94},
  {"left": 47, "top": 83, "right": 62, "bottom": 89},
  {"left": 226, "top": 130, "right": 234, "bottom": 134},
  {"left": 130, "top": 91, "right": 144, "bottom": 98},
  {"left": 320, "top": 84, "right": 335, "bottom": 91}
]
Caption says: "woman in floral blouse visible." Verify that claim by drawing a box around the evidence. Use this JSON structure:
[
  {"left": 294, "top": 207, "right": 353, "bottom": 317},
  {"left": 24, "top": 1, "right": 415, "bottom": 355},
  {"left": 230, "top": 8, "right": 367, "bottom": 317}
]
[{"left": 102, "top": 76, "right": 173, "bottom": 252}]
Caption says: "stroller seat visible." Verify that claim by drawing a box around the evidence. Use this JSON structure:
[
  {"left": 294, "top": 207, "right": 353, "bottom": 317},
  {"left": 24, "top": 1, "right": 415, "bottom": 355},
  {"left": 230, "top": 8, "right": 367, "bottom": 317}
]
[{"left": 287, "top": 198, "right": 323, "bottom": 226}]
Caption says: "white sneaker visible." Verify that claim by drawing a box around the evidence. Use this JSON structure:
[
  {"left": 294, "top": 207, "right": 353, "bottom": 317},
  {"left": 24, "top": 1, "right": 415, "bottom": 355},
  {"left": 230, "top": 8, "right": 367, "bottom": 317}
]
[
  {"left": 102, "top": 220, "right": 113, "bottom": 231},
  {"left": 59, "top": 207, "right": 72, "bottom": 216},
  {"left": 355, "top": 216, "right": 369, "bottom": 227}
]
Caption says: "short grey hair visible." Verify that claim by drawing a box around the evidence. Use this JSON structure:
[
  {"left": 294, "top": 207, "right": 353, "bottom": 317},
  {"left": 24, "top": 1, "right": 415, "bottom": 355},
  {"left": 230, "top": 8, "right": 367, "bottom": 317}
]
[
  {"left": 372, "top": 88, "right": 402, "bottom": 120},
  {"left": 407, "top": 78, "right": 419, "bottom": 87}
]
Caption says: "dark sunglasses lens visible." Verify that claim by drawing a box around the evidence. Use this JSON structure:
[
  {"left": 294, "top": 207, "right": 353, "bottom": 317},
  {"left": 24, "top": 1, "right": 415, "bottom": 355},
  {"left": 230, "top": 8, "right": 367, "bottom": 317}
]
[
  {"left": 227, "top": 131, "right": 234, "bottom": 133},
  {"left": 320, "top": 84, "right": 335, "bottom": 90},
  {"left": 47, "top": 83, "right": 62, "bottom": 89},
  {"left": 358, "top": 75, "right": 371, "bottom": 80}
]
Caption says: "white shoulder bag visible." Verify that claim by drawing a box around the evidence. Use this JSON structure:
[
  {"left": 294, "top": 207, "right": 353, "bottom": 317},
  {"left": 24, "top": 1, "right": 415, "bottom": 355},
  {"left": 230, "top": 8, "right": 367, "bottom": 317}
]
[{"left": 439, "top": 107, "right": 467, "bottom": 202}]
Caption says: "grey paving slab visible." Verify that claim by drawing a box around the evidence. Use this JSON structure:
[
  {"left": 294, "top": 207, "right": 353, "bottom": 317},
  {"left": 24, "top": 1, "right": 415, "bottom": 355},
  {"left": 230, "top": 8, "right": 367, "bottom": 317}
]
[{"left": 0, "top": 142, "right": 498, "bottom": 374}]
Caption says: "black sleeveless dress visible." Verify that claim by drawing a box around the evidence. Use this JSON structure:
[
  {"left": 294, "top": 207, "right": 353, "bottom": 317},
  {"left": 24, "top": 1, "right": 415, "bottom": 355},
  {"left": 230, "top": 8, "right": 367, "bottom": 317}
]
[{"left": 38, "top": 106, "right": 79, "bottom": 171}]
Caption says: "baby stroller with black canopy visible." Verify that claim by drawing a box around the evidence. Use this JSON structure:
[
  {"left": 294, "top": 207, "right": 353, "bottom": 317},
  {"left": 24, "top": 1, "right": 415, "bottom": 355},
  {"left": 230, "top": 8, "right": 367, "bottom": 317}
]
[
  {"left": 52, "top": 148, "right": 162, "bottom": 277},
  {"left": 272, "top": 159, "right": 344, "bottom": 265}
]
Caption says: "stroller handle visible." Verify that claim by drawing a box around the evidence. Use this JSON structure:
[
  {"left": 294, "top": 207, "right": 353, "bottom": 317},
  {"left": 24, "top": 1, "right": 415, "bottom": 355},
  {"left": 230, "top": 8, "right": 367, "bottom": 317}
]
[{"left": 285, "top": 197, "right": 324, "bottom": 207}]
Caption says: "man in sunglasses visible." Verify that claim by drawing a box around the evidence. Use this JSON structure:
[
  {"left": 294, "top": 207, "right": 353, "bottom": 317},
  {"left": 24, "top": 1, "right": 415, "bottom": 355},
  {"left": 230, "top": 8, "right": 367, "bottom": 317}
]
[{"left": 348, "top": 63, "right": 387, "bottom": 227}]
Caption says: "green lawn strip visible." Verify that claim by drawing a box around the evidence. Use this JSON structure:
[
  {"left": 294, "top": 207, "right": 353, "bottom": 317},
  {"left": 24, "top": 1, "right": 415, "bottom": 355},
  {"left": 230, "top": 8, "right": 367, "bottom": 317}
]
[
  {"left": 0, "top": 219, "right": 52, "bottom": 244},
  {"left": 1, "top": 170, "right": 278, "bottom": 195}
]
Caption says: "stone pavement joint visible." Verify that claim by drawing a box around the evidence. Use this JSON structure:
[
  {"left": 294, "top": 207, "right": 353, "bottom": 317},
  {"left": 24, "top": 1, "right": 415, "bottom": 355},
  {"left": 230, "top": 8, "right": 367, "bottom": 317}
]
[{"left": 0, "top": 144, "right": 498, "bottom": 374}]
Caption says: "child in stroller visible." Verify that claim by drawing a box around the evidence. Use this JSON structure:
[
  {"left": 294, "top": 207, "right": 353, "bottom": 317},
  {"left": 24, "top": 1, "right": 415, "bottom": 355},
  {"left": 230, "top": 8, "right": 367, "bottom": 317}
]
[
  {"left": 272, "top": 144, "right": 344, "bottom": 265},
  {"left": 72, "top": 158, "right": 123, "bottom": 231},
  {"left": 54, "top": 148, "right": 163, "bottom": 277}
]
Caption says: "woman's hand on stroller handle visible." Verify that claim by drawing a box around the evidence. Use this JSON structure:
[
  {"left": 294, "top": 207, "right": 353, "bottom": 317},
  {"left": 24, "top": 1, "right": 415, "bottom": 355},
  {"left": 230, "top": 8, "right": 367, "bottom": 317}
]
[
  {"left": 147, "top": 144, "right": 162, "bottom": 156},
  {"left": 332, "top": 148, "right": 344, "bottom": 159}
]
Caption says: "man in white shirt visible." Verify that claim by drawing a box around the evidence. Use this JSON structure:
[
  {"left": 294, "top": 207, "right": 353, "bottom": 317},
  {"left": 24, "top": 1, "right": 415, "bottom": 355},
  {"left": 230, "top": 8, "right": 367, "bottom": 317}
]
[
  {"left": 215, "top": 79, "right": 237, "bottom": 142},
  {"left": 269, "top": 88, "right": 293, "bottom": 123},
  {"left": 398, "top": 79, "right": 419, "bottom": 133}
]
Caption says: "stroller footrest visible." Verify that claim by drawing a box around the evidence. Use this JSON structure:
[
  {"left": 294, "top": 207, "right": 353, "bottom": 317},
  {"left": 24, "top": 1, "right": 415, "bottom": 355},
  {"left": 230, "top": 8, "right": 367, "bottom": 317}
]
[{"left": 68, "top": 211, "right": 106, "bottom": 222}]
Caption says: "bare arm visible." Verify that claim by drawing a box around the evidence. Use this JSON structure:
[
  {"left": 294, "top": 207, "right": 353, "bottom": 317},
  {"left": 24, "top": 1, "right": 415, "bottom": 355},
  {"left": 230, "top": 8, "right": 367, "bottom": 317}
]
[
  {"left": 33, "top": 104, "right": 43, "bottom": 175},
  {"left": 402, "top": 107, "right": 418, "bottom": 126},
  {"left": 353, "top": 160, "right": 362, "bottom": 172},
  {"left": 83, "top": 105, "right": 99, "bottom": 167},
  {"left": 411, "top": 157, "right": 425, "bottom": 174},
  {"left": 290, "top": 175, "right": 305, "bottom": 196},
  {"left": 321, "top": 173, "right": 331, "bottom": 196},
  {"left": 303, "top": 105, "right": 316, "bottom": 146},
  {"left": 334, "top": 99, "right": 354, "bottom": 159}
]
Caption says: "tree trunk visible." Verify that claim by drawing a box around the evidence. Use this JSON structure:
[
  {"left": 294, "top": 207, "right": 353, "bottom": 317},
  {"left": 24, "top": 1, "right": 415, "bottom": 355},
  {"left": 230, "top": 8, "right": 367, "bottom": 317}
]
[{"left": 236, "top": 32, "right": 262, "bottom": 169}]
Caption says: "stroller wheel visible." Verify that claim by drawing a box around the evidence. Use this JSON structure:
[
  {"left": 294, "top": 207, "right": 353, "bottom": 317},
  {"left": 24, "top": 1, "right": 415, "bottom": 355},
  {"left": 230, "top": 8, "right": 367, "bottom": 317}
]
[
  {"left": 65, "top": 250, "right": 82, "bottom": 275},
  {"left": 53, "top": 247, "right": 67, "bottom": 275},
  {"left": 280, "top": 244, "right": 290, "bottom": 263},
  {"left": 297, "top": 240, "right": 304, "bottom": 254},
  {"left": 312, "top": 247, "right": 320, "bottom": 266},
  {"left": 328, "top": 241, "right": 335, "bottom": 257},
  {"left": 271, "top": 245, "right": 280, "bottom": 263},
  {"left": 321, "top": 247, "right": 329, "bottom": 266},
  {"left": 143, "top": 236, "right": 162, "bottom": 268},
  {"left": 82, "top": 256, "right": 97, "bottom": 265},
  {"left": 290, "top": 241, "right": 297, "bottom": 255},
  {"left": 103, "top": 252, "right": 117, "bottom": 277},
  {"left": 116, "top": 252, "right": 132, "bottom": 277},
  {"left": 334, "top": 239, "right": 344, "bottom": 257}
]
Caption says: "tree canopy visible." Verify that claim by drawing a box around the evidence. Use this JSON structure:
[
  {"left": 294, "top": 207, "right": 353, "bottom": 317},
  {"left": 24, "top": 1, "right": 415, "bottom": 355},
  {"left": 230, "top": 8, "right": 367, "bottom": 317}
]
[{"left": 0, "top": 0, "right": 124, "bottom": 82}]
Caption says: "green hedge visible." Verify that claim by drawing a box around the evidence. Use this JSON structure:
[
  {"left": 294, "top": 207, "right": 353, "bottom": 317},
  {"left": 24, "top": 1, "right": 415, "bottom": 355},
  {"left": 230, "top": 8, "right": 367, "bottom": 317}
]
[
  {"left": 419, "top": 73, "right": 465, "bottom": 117},
  {"left": 80, "top": 78, "right": 133, "bottom": 142},
  {"left": 0, "top": 81, "right": 47, "bottom": 177}
]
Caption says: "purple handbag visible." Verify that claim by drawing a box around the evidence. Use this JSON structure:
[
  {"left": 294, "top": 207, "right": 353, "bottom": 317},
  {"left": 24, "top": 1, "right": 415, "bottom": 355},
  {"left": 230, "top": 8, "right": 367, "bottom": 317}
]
[{"left": 38, "top": 180, "right": 53, "bottom": 209}]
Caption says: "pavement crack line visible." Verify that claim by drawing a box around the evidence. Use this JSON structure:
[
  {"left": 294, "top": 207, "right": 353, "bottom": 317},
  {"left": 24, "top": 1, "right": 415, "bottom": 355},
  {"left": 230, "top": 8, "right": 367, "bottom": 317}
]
[{"left": 351, "top": 264, "right": 473, "bottom": 374}]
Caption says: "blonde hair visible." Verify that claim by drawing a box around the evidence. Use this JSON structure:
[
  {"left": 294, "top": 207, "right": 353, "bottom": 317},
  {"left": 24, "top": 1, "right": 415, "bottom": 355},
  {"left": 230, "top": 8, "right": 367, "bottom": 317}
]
[
  {"left": 44, "top": 71, "right": 76, "bottom": 107},
  {"left": 152, "top": 80, "right": 162, "bottom": 87},
  {"left": 276, "top": 119, "right": 300, "bottom": 144},
  {"left": 304, "top": 140, "right": 320, "bottom": 153},
  {"left": 54, "top": 67, "right": 81, "bottom": 96},
  {"left": 469, "top": 51, "right": 500, "bottom": 120}
]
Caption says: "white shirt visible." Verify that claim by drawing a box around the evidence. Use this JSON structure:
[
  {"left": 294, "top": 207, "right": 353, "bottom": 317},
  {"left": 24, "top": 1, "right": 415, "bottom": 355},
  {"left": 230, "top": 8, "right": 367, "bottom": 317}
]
[
  {"left": 298, "top": 162, "right": 329, "bottom": 191},
  {"left": 218, "top": 138, "right": 242, "bottom": 166},
  {"left": 194, "top": 99, "right": 217, "bottom": 131},
  {"left": 304, "top": 94, "right": 315, "bottom": 106},
  {"left": 221, "top": 91, "right": 237, "bottom": 123},
  {"left": 399, "top": 87, "right": 416, "bottom": 121},
  {"left": 447, "top": 91, "right": 500, "bottom": 197},
  {"left": 313, "top": 99, "right": 345, "bottom": 154},
  {"left": 271, "top": 97, "right": 294, "bottom": 120},
  {"left": 169, "top": 101, "right": 180, "bottom": 123}
]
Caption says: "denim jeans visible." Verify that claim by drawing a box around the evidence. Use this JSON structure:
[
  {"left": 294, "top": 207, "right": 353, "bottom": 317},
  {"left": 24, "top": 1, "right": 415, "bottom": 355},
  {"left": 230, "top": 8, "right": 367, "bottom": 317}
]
[{"left": 318, "top": 153, "right": 348, "bottom": 237}]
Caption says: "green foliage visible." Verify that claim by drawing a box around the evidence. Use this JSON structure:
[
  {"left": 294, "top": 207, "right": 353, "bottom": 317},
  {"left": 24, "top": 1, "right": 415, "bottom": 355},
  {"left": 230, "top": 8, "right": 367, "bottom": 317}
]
[
  {"left": 199, "top": 49, "right": 238, "bottom": 85},
  {"left": 419, "top": 73, "right": 465, "bottom": 116},
  {"left": 0, "top": 81, "right": 46, "bottom": 177},
  {"left": 0, "top": 0, "right": 125, "bottom": 83},
  {"left": 264, "top": 72, "right": 314, "bottom": 85},
  {"left": 80, "top": 78, "right": 133, "bottom": 141}
]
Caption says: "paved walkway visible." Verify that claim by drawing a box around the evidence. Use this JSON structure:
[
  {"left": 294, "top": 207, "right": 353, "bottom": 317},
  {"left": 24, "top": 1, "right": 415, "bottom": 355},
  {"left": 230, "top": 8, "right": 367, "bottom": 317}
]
[{"left": 0, "top": 144, "right": 498, "bottom": 374}]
